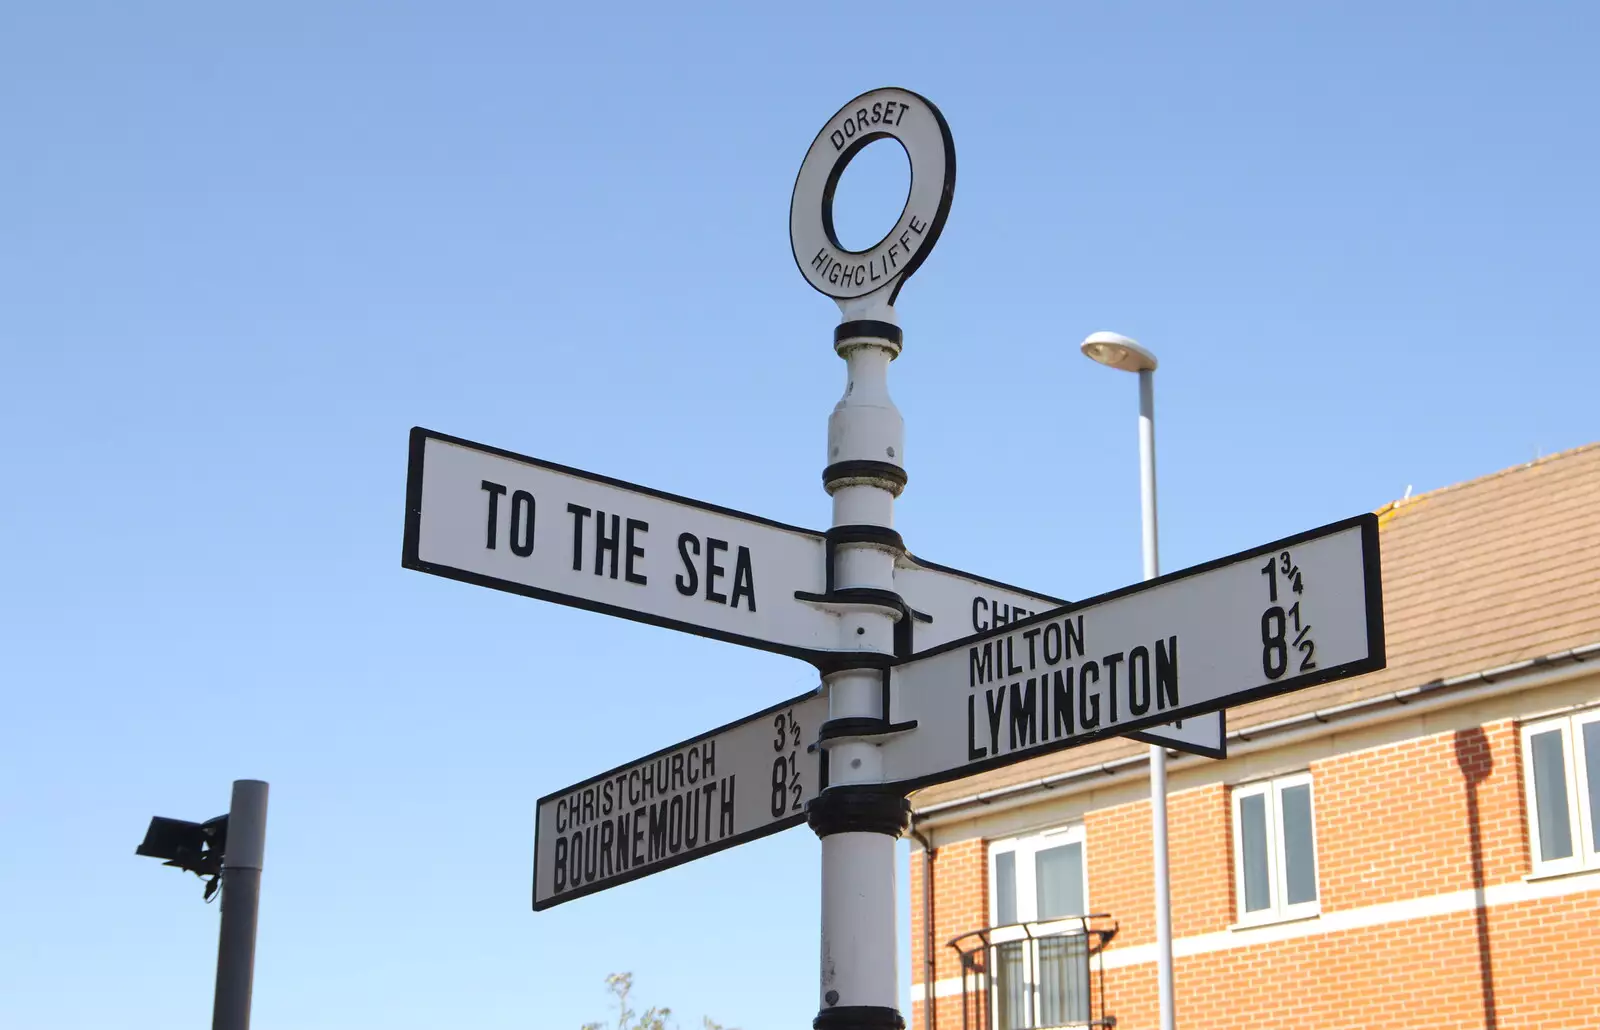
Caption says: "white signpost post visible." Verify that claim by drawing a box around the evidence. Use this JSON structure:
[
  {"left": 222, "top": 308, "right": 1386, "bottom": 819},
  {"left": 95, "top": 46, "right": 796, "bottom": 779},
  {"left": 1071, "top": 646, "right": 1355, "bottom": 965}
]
[{"left": 401, "top": 86, "right": 1386, "bottom": 1030}]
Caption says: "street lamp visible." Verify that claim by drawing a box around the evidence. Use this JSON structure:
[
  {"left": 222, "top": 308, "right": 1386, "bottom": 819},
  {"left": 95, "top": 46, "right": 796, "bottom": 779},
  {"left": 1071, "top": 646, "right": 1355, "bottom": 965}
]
[
  {"left": 136, "top": 779, "right": 270, "bottom": 1030},
  {"left": 1079, "top": 331, "right": 1175, "bottom": 1030},
  {"left": 136, "top": 812, "right": 229, "bottom": 900},
  {"left": 1080, "top": 331, "right": 1158, "bottom": 376}
]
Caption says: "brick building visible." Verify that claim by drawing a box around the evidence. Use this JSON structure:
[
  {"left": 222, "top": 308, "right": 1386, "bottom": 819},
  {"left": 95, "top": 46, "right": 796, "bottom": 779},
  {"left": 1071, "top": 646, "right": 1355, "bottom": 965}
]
[{"left": 906, "top": 445, "right": 1600, "bottom": 1030}]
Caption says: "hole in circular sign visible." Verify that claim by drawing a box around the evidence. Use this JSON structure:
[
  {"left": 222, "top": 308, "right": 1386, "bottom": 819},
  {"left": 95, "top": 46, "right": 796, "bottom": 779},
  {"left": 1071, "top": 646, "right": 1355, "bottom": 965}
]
[{"left": 824, "top": 136, "right": 910, "bottom": 253}]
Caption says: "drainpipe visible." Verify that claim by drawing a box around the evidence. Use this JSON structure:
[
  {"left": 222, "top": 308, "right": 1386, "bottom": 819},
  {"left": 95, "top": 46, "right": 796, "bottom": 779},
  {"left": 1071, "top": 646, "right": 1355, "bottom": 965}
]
[{"left": 909, "top": 819, "right": 936, "bottom": 1030}]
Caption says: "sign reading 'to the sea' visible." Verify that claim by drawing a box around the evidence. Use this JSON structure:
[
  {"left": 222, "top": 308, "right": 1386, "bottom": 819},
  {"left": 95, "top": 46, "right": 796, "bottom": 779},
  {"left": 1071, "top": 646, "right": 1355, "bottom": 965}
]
[{"left": 789, "top": 87, "right": 956, "bottom": 304}]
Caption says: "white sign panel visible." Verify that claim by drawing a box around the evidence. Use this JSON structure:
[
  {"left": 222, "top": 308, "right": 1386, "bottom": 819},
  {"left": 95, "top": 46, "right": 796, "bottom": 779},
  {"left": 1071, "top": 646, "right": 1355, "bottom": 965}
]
[
  {"left": 896, "top": 555, "right": 1228, "bottom": 758},
  {"left": 880, "top": 516, "right": 1384, "bottom": 790},
  {"left": 896, "top": 554, "right": 1066, "bottom": 647},
  {"left": 533, "top": 690, "right": 829, "bottom": 910},
  {"left": 404, "top": 429, "right": 840, "bottom": 659},
  {"left": 1124, "top": 714, "right": 1228, "bottom": 759}
]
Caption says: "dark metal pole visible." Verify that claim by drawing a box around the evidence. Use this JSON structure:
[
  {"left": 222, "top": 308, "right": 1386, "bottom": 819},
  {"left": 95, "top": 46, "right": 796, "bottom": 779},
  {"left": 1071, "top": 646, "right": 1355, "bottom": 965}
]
[{"left": 213, "top": 779, "right": 268, "bottom": 1030}]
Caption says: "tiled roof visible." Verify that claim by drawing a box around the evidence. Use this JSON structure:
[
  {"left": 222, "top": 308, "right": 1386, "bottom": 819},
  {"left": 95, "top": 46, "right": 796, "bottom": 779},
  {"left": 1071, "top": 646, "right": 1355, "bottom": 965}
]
[{"left": 910, "top": 443, "right": 1600, "bottom": 809}]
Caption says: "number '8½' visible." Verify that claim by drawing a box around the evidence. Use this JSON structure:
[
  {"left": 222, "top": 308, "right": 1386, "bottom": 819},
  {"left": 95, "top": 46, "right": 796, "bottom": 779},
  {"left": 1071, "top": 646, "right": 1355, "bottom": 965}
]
[{"left": 770, "top": 710, "right": 805, "bottom": 818}]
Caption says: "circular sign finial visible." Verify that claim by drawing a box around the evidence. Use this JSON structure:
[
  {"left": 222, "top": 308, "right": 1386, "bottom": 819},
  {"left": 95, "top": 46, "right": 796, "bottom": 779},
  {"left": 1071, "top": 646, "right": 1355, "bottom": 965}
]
[{"left": 790, "top": 87, "right": 955, "bottom": 309}]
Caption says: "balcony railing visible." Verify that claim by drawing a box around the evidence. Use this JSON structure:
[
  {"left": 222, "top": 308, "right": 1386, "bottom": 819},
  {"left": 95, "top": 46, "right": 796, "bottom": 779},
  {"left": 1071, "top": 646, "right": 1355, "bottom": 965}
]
[{"left": 946, "top": 916, "right": 1118, "bottom": 1030}]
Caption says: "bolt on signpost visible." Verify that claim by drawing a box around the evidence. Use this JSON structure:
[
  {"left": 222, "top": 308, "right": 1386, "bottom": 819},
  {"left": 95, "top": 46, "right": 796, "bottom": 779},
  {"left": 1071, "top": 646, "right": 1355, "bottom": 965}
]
[{"left": 399, "top": 88, "right": 1386, "bottom": 1030}]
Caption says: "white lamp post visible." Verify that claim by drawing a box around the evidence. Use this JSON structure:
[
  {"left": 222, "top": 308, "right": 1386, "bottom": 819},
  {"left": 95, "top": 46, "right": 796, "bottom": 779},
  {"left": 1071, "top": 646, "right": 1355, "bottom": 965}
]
[{"left": 1080, "top": 331, "right": 1175, "bottom": 1030}]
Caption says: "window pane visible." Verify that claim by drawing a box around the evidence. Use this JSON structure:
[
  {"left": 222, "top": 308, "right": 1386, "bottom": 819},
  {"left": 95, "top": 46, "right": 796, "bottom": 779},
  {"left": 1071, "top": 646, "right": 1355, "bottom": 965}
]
[
  {"left": 1035, "top": 842, "right": 1085, "bottom": 919},
  {"left": 1583, "top": 721, "right": 1600, "bottom": 853},
  {"left": 993, "top": 941, "right": 1026, "bottom": 1030},
  {"left": 1036, "top": 933, "right": 1090, "bottom": 1027},
  {"left": 1280, "top": 783, "right": 1318, "bottom": 905},
  {"left": 1239, "top": 792, "right": 1272, "bottom": 913},
  {"left": 1530, "top": 729, "right": 1575, "bottom": 862},
  {"left": 995, "top": 851, "right": 1018, "bottom": 926}
]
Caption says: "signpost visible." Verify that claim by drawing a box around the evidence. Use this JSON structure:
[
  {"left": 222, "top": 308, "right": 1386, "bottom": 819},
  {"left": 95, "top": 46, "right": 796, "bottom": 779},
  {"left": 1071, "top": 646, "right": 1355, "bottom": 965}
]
[
  {"left": 403, "top": 428, "right": 1220, "bottom": 744},
  {"left": 897, "top": 553, "right": 1227, "bottom": 757},
  {"left": 403, "top": 428, "right": 839, "bottom": 660},
  {"left": 400, "top": 84, "right": 1387, "bottom": 1030},
  {"left": 878, "top": 515, "right": 1384, "bottom": 789},
  {"left": 533, "top": 690, "right": 828, "bottom": 910},
  {"left": 523, "top": 541, "right": 1240, "bottom": 912}
]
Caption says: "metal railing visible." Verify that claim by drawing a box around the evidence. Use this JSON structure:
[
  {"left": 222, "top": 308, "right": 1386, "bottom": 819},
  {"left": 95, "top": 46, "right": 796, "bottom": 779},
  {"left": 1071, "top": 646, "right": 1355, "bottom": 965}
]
[{"left": 946, "top": 915, "right": 1118, "bottom": 1030}]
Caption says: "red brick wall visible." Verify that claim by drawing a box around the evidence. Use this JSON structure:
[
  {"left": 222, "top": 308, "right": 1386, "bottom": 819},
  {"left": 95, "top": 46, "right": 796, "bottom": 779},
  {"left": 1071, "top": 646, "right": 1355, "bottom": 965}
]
[
  {"left": 1167, "top": 784, "right": 1235, "bottom": 938},
  {"left": 910, "top": 836, "right": 988, "bottom": 1030},
  {"left": 1099, "top": 893, "right": 1600, "bottom": 1030},
  {"left": 1314, "top": 720, "right": 1528, "bottom": 911},
  {"left": 1085, "top": 798, "right": 1153, "bottom": 948},
  {"left": 911, "top": 992, "right": 984, "bottom": 1030},
  {"left": 1084, "top": 783, "right": 1235, "bottom": 951},
  {"left": 910, "top": 718, "right": 1600, "bottom": 1030},
  {"left": 910, "top": 838, "right": 988, "bottom": 991}
]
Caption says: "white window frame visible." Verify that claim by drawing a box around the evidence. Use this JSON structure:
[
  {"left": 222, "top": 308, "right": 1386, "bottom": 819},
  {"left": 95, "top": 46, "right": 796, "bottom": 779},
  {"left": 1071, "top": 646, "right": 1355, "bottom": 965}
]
[
  {"left": 1522, "top": 708, "right": 1600, "bottom": 875},
  {"left": 987, "top": 825, "right": 1091, "bottom": 1030},
  {"left": 988, "top": 823, "right": 1089, "bottom": 934},
  {"left": 1231, "top": 772, "right": 1320, "bottom": 925}
]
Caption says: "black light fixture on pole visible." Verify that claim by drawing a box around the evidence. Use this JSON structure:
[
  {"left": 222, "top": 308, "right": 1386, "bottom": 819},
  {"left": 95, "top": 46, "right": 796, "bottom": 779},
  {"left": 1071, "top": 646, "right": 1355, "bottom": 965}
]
[{"left": 136, "top": 780, "right": 269, "bottom": 1030}]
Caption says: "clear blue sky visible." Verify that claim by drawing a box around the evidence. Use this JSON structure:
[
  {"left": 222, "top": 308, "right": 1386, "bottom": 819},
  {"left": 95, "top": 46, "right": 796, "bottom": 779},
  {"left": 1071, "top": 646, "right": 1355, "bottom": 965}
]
[{"left": 3, "top": 4, "right": 1596, "bottom": 1029}]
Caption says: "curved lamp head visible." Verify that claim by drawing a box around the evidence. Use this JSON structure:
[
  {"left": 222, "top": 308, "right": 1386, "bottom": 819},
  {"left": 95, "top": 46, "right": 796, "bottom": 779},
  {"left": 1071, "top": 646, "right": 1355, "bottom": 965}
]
[{"left": 1080, "top": 331, "right": 1158, "bottom": 373}]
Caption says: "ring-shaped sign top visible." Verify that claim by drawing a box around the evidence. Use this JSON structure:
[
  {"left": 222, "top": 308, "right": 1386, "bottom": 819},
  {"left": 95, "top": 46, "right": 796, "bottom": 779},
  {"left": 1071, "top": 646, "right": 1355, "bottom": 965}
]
[{"left": 790, "top": 87, "right": 955, "bottom": 304}]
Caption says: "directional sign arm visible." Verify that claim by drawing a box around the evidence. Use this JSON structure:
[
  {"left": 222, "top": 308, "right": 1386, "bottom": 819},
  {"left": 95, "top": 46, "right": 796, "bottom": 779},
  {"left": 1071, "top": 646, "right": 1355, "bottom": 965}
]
[
  {"left": 881, "top": 515, "right": 1384, "bottom": 792},
  {"left": 533, "top": 689, "right": 830, "bottom": 910},
  {"left": 895, "top": 553, "right": 1228, "bottom": 757},
  {"left": 404, "top": 428, "right": 843, "bottom": 659}
]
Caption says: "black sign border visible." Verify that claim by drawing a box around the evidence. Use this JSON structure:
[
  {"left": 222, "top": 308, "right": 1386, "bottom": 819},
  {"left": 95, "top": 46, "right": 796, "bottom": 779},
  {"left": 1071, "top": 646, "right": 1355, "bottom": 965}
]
[
  {"left": 1125, "top": 709, "right": 1229, "bottom": 760},
  {"left": 901, "top": 556, "right": 1228, "bottom": 759},
  {"left": 403, "top": 427, "right": 1112, "bottom": 668},
  {"left": 891, "top": 513, "right": 1385, "bottom": 793},
  {"left": 403, "top": 426, "right": 841, "bottom": 662},
  {"left": 531, "top": 687, "right": 824, "bottom": 912},
  {"left": 898, "top": 551, "right": 1069, "bottom": 612}
]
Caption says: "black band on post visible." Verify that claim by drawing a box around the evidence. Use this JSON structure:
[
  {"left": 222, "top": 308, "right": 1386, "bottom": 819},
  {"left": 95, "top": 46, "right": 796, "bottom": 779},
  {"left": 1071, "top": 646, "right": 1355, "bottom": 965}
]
[
  {"left": 824, "top": 586, "right": 906, "bottom": 611},
  {"left": 809, "top": 650, "right": 897, "bottom": 676},
  {"left": 823, "top": 527, "right": 906, "bottom": 595},
  {"left": 822, "top": 460, "right": 908, "bottom": 493},
  {"left": 791, "top": 587, "right": 907, "bottom": 616},
  {"left": 818, "top": 717, "right": 890, "bottom": 741},
  {"left": 815, "top": 717, "right": 917, "bottom": 743},
  {"left": 834, "top": 321, "right": 903, "bottom": 347},
  {"left": 814, "top": 1005, "right": 906, "bottom": 1030},
  {"left": 807, "top": 786, "right": 911, "bottom": 838},
  {"left": 825, "top": 524, "right": 906, "bottom": 553}
]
